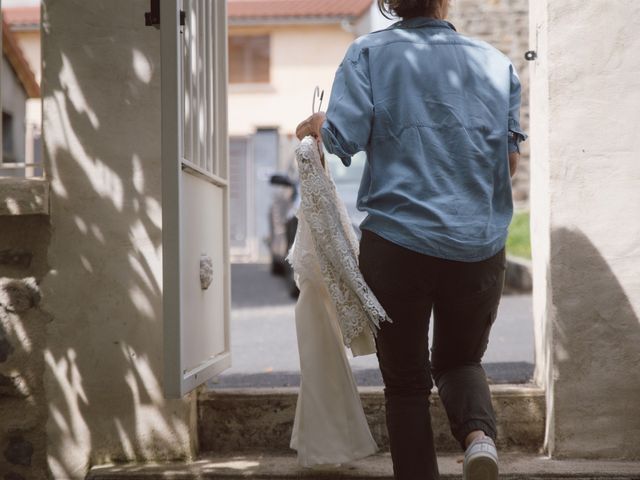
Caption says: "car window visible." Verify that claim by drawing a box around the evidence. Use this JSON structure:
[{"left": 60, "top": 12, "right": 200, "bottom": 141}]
[{"left": 326, "top": 151, "right": 366, "bottom": 184}]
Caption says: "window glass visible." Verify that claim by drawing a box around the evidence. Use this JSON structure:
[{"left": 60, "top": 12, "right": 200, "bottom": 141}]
[
  {"left": 229, "top": 35, "right": 270, "bottom": 84},
  {"left": 2, "top": 112, "right": 15, "bottom": 162}
]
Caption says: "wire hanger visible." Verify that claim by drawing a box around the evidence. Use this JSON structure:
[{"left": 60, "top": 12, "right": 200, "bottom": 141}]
[
  {"left": 312, "top": 86, "right": 324, "bottom": 114},
  {"left": 311, "top": 86, "right": 326, "bottom": 167}
]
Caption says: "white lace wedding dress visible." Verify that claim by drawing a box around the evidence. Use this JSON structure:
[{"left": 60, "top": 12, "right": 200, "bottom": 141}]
[{"left": 287, "top": 137, "right": 391, "bottom": 467}]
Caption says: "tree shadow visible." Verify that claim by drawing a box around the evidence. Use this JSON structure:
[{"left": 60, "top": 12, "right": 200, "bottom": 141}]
[
  {"left": 548, "top": 227, "right": 640, "bottom": 458},
  {"left": 33, "top": 1, "right": 196, "bottom": 477}
]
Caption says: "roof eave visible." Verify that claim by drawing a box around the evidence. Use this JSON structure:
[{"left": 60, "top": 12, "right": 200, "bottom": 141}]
[
  {"left": 1, "top": 19, "right": 40, "bottom": 98},
  {"left": 229, "top": 15, "right": 361, "bottom": 27}
]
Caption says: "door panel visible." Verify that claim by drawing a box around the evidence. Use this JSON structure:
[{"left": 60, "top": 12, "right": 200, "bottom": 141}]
[
  {"left": 181, "top": 173, "right": 226, "bottom": 373},
  {"left": 161, "top": 0, "right": 230, "bottom": 398}
]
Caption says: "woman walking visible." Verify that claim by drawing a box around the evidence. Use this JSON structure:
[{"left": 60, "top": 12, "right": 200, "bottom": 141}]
[{"left": 296, "top": 1, "right": 527, "bottom": 478}]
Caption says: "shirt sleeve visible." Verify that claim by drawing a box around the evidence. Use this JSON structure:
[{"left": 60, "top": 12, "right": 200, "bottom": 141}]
[
  {"left": 508, "top": 64, "right": 528, "bottom": 154},
  {"left": 320, "top": 43, "right": 374, "bottom": 167}
]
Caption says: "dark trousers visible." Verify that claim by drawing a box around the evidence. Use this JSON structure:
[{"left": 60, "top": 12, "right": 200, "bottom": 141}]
[{"left": 358, "top": 229, "right": 506, "bottom": 480}]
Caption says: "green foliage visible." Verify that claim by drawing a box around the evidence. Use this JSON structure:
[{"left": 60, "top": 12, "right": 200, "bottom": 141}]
[{"left": 506, "top": 210, "right": 531, "bottom": 259}]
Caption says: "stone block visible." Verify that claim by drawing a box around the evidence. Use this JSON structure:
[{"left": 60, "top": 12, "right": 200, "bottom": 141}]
[
  {"left": 504, "top": 255, "right": 533, "bottom": 293},
  {"left": 0, "top": 373, "right": 29, "bottom": 398},
  {"left": 0, "top": 278, "right": 48, "bottom": 478},
  {"left": 0, "top": 401, "right": 41, "bottom": 431},
  {"left": 0, "top": 278, "right": 41, "bottom": 313},
  {"left": 3, "top": 434, "right": 34, "bottom": 466},
  {"left": 0, "top": 250, "right": 32, "bottom": 270},
  {"left": 0, "top": 179, "right": 49, "bottom": 217},
  {"left": 0, "top": 327, "right": 14, "bottom": 363},
  {"left": 0, "top": 216, "right": 50, "bottom": 282},
  {"left": 198, "top": 385, "right": 544, "bottom": 454},
  {"left": 4, "top": 472, "right": 27, "bottom": 480}
]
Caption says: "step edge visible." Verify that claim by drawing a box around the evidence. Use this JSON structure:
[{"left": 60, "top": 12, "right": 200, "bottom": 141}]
[
  {"left": 200, "top": 384, "right": 544, "bottom": 400},
  {"left": 87, "top": 453, "right": 640, "bottom": 479}
]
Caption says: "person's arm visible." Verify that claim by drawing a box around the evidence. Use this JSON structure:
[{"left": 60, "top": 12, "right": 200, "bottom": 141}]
[
  {"left": 509, "top": 151, "right": 519, "bottom": 178},
  {"left": 320, "top": 43, "right": 374, "bottom": 167},
  {"left": 296, "top": 44, "right": 373, "bottom": 166}
]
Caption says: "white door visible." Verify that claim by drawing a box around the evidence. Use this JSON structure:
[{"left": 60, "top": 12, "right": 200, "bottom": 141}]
[{"left": 161, "top": 0, "right": 231, "bottom": 398}]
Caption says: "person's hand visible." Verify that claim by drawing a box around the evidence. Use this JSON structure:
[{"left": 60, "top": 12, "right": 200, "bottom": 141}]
[
  {"left": 296, "top": 112, "right": 326, "bottom": 141},
  {"left": 509, "top": 151, "right": 519, "bottom": 178}
]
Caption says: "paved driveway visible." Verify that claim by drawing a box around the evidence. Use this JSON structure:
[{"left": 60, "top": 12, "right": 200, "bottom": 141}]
[{"left": 209, "top": 263, "right": 534, "bottom": 388}]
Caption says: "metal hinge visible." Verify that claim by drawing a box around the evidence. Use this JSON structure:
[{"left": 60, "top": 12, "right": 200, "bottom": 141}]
[{"left": 145, "top": 0, "right": 185, "bottom": 28}]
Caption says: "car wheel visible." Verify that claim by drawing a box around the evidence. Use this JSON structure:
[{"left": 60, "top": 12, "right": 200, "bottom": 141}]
[{"left": 271, "top": 257, "right": 286, "bottom": 276}]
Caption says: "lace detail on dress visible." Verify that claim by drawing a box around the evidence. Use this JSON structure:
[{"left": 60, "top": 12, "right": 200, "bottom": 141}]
[{"left": 286, "top": 137, "right": 392, "bottom": 347}]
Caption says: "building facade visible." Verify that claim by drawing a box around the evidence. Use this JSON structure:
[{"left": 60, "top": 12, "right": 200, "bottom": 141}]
[
  {"left": 227, "top": 0, "right": 377, "bottom": 261},
  {"left": 1, "top": 6, "right": 41, "bottom": 177},
  {"left": 1, "top": 13, "right": 40, "bottom": 176},
  {"left": 227, "top": 0, "right": 532, "bottom": 262}
]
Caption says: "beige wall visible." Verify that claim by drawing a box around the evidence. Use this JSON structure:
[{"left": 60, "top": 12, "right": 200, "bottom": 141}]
[
  {"left": 228, "top": 24, "right": 353, "bottom": 136},
  {"left": 530, "top": 0, "right": 640, "bottom": 459},
  {"left": 229, "top": 3, "right": 532, "bottom": 203},
  {"left": 41, "top": 1, "right": 195, "bottom": 477},
  {"left": 14, "top": 29, "right": 41, "bottom": 84}
]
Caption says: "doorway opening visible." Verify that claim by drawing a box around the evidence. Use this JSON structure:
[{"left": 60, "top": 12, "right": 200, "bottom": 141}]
[{"left": 210, "top": 0, "right": 536, "bottom": 392}]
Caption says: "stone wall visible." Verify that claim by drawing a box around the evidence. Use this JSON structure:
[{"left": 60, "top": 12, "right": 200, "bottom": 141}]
[
  {"left": 0, "top": 209, "right": 51, "bottom": 479},
  {"left": 449, "top": 0, "right": 531, "bottom": 206}
]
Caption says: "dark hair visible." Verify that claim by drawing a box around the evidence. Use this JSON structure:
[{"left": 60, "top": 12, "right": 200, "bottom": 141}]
[{"left": 377, "top": 0, "right": 440, "bottom": 20}]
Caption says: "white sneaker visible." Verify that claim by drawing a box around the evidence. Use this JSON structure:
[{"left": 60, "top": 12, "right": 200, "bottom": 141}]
[{"left": 463, "top": 435, "right": 498, "bottom": 480}]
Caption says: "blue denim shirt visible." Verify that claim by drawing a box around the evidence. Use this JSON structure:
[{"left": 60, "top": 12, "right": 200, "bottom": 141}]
[{"left": 321, "top": 17, "right": 527, "bottom": 261}]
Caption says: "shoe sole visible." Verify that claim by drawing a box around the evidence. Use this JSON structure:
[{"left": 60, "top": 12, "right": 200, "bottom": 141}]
[{"left": 463, "top": 453, "right": 498, "bottom": 480}]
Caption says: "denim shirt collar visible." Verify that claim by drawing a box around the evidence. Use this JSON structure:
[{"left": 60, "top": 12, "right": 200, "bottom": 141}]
[{"left": 391, "top": 17, "right": 457, "bottom": 32}]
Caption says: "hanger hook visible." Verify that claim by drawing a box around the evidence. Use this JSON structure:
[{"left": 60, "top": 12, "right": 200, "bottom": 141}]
[{"left": 312, "top": 86, "right": 324, "bottom": 114}]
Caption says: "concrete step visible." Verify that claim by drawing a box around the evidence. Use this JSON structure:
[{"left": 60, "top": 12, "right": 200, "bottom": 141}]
[
  {"left": 87, "top": 452, "right": 640, "bottom": 479},
  {"left": 197, "top": 385, "right": 545, "bottom": 454}
]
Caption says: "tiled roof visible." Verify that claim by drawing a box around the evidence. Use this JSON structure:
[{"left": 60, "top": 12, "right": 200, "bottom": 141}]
[
  {"left": 2, "top": 18, "right": 40, "bottom": 97},
  {"left": 2, "top": 6, "right": 40, "bottom": 29},
  {"left": 228, "top": 0, "right": 372, "bottom": 21}
]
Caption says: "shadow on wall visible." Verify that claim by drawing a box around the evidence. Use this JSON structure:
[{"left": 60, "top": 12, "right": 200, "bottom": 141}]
[
  {"left": 548, "top": 227, "right": 640, "bottom": 458},
  {"left": 0, "top": 276, "right": 51, "bottom": 478},
  {"left": 32, "top": 1, "right": 194, "bottom": 478}
]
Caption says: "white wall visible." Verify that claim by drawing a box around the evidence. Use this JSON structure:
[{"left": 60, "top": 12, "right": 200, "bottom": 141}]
[
  {"left": 530, "top": 0, "right": 640, "bottom": 459},
  {"left": 354, "top": 2, "right": 395, "bottom": 36},
  {"left": 41, "top": 1, "right": 195, "bottom": 477},
  {"left": 528, "top": 0, "right": 550, "bottom": 419}
]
